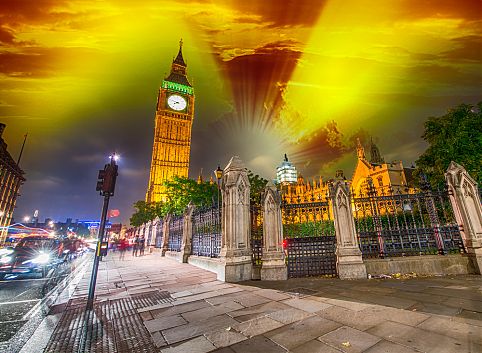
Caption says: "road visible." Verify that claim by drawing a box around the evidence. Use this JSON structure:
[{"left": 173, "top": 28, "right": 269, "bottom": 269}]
[{"left": 0, "top": 256, "right": 87, "bottom": 343}]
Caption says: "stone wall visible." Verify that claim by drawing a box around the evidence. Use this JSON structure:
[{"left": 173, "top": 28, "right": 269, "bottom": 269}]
[{"left": 364, "top": 255, "right": 475, "bottom": 276}]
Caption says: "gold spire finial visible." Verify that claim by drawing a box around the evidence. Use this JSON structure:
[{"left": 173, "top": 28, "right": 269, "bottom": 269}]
[{"left": 179, "top": 38, "right": 183, "bottom": 48}]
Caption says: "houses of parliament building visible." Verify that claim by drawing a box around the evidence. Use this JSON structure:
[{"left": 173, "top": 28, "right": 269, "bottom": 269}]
[{"left": 277, "top": 139, "right": 416, "bottom": 204}]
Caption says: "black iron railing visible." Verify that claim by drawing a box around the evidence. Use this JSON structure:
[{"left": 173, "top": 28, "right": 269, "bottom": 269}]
[
  {"left": 192, "top": 206, "right": 221, "bottom": 258},
  {"left": 352, "top": 185, "right": 464, "bottom": 258},
  {"left": 168, "top": 215, "right": 183, "bottom": 252}
]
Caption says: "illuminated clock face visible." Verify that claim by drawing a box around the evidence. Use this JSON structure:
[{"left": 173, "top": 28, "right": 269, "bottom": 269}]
[{"left": 167, "top": 94, "right": 187, "bottom": 111}]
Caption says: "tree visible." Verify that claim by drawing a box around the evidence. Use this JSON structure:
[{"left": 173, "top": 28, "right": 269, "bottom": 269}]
[
  {"left": 129, "top": 201, "right": 157, "bottom": 227},
  {"left": 163, "top": 176, "right": 218, "bottom": 215},
  {"left": 248, "top": 170, "right": 268, "bottom": 205},
  {"left": 415, "top": 102, "right": 482, "bottom": 188}
]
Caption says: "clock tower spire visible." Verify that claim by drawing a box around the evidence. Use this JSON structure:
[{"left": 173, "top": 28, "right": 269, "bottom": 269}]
[{"left": 146, "top": 40, "right": 195, "bottom": 203}]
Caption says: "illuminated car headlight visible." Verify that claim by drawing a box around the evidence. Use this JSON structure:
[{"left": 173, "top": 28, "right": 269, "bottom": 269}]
[
  {"left": 32, "top": 253, "right": 50, "bottom": 264},
  {"left": 0, "top": 256, "right": 12, "bottom": 264},
  {"left": 0, "top": 248, "right": 14, "bottom": 256}
]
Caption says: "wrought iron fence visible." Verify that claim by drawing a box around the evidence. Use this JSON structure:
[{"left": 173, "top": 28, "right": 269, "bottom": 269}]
[
  {"left": 250, "top": 204, "right": 263, "bottom": 266},
  {"left": 192, "top": 206, "right": 221, "bottom": 258},
  {"left": 282, "top": 199, "right": 337, "bottom": 278},
  {"left": 352, "top": 183, "right": 464, "bottom": 258},
  {"left": 168, "top": 215, "right": 183, "bottom": 252}
]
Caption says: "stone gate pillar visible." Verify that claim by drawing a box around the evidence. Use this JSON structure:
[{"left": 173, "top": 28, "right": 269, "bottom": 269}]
[
  {"left": 445, "top": 161, "right": 482, "bottom": 274},
  {"left": 152, "top": 216, "right": 161, "bottom": 249},
  {"left": 219, "top": 156, "right": 252, "bottom": 282},
  {"left": 160, "top": 214, "right": 171, "bottom": 257},
  {"left": 180, "top": 203, "right": 194, "bottom": 263},
  {"left": 261, "top": 182, "right": 287, "bottom": 280},
  {"left": 145, "top": 220, "right": 152, "bottom": 248},
  {"left": 331, "top": 178, "right": 367, "bottom": 279}
]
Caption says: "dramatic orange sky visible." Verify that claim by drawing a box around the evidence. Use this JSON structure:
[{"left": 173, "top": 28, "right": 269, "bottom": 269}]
[{"left": 1, "top": 0, "right": 481, "bottom": 223}]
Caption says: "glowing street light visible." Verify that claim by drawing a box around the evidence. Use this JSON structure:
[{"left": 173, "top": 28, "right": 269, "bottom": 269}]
[
  {"left": 49, "top": 221, "right": 54, "bottom": 228},
  {"left": 23, "top": 216, "right": 30, "bottom": 223}
]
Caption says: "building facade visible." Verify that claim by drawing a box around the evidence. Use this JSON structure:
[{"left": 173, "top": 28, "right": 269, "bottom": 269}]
[
  {"left": 276, "top": 154, "right": 298, "bottom": 185},
  {"left": 146, "top": 41, "right": 195, "bottom": 203},
  {"left": 351, "top": 139, "right": 416, "bottom": 197},
  {"left": 279, "top": 139, "right": 415, "bottom": 204},
  {"left": 0, "top": 123, "right": 26, "bottom": 244}
]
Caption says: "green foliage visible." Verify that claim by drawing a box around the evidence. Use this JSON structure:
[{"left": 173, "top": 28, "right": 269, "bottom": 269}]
[
  {"left": 129, "top": 201, "right": 157, "bottom": 227},
  {"left": 248, "top": 170, "right": 268, "bottom": 205},
  {"left": 130, "top": 177, "right": 218, "bottom": 226},
  {"left": 283, "top": 220, "right": 335, "bottom": 238},
  {"left": 415, "top": 102, "right": 482, "bottom": 188},
  {"left": 163, "top": 176, "right": 218, "bottom": 215}
]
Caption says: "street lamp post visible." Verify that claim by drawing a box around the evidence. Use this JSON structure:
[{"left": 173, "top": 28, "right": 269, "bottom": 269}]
[
  {"left": 214, "top": 166, "right": 223, "bottom": 256},
  {"left": 214, "top": 166, "right": 223, "bottom": 212}
]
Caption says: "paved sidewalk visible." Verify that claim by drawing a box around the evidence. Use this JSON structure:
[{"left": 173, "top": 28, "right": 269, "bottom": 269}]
[{"left": 46, "top": 252, "right": 482, "bottom": 352}]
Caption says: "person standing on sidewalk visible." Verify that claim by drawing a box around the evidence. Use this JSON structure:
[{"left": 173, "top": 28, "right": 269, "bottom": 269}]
[
  {"left": 139, "top": 236, "right": 145, "bottom": 256},
  {"left": 119, "top": 238, "right": 128, "bottom": 260},
  {"left": 133, "top": 236, "right": 139, "bottom": 257}
]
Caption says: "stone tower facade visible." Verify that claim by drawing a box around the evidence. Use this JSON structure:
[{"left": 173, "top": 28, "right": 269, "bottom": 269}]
[{"left": 146, "top": 41, "right": 195, "bottom": 203}]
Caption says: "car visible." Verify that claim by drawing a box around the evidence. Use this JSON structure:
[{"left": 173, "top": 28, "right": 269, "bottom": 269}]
[{"left": 0, "top": 236, "right": 64, "bottom": 279}]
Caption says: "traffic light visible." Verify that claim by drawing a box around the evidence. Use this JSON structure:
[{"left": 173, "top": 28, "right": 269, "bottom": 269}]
[{"left": 95, "top": 160, "right": 118, "bottom": 196}]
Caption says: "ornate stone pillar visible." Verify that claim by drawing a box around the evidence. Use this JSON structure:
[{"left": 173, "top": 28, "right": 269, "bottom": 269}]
[
  {"left": 331, "top": 179, "right": 367, "bottom": 279},
  {"left": 218, "top": 156, "right": 252, "bottom": 282},
  {"left": 260, "top": 182, "right": 287, "bottom": 280},
  {"left": 180, "top": 203, "right": 194, "bottom": 263},
  {"left": 445, "top": 161, "right": 482, "bottom": 274},
  {"left": 145, "top": 220, "right": 152, "bottom": 248},
  {"left": 153, "top": 216, "right": 162, "bottom": 248},
  {"left": 160, "top": 214, "right": 171, "bottom": 257}
]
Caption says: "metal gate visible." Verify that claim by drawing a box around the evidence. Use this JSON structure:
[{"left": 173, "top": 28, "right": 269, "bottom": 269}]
[
  {"left": 250, "top": 204, "right": 263, "bottom": 266},
  {"left": 282, "top": 199, "right": 337, "bottom": 278}
]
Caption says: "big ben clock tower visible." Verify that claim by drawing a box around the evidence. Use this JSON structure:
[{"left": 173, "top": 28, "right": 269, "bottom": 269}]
[{"left": 146, "top": 40, "right": 195, "bottom": 203}]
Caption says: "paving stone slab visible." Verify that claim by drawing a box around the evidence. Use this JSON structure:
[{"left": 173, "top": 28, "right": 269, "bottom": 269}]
[
  {"left": 360, "top": 306, "right": 430, "bottom": 327},
  {"left": 161, "top": 335, "right": 216, "bottom": 353},
  {"left": 267, "top": 307, "right": 314, "bottom": 325},
  {"left": 229, "top": 335, "right": 288, "bottom": 353},
  {"left": 417, "top": 316, "right": 482, "bottom": 344},
  {"left": 205, "top": 328, "right": 247, "bottom": 348},
  {"left": 316, "top": 305, "right": 386, "bottom": 331},
  {"left": 366, "top": 320, "right": 480, "bottom": 353},
  {"left": 162, "top": 314, "right": 238, "bottom": 345},
  {"left": 251, "top": 289, "right": 292, "bottom": 301},
  {"left": 233, "top": 316, "right": 284, "bottom": 337},
  {"left": 144, "top": 314, "right": 187, "bottom": 332},
  {"left": 290, "top": 339, "right": 342, "bottom": 353},
  {"left": 319, "top": 326, "right": 381, "bottom": 352},
  {"left": 363, "top": 340, "right": 421, "bottom": 353},
  {"left": 182, "top": 301, "right": 244, "bottom": 322},
  {"left": 281, "top": 297, "right": 332, "bottom": 313},
  {"left": 228, "top": 301, "right": 290, "bottom": 321},
  {"left": 265, "top": 315, "right": 342, "bottom": 350},
  {"left": 150, "top": 299, "right": 212, "bottom": 319}
]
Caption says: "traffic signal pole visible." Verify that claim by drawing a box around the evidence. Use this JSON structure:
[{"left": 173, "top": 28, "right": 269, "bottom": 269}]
[
  {"left": 86, "top": 193, "right": 110, "bottom": 309},
  {"left": 86, "top": 155, "right": 118, "bottom": 310}
]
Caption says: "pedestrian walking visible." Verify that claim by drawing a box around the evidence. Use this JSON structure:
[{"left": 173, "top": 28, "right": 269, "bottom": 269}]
[
  {"left": 119, "top": 239, "right": 128, "bottom": 260},
  {"left": 133, "top": 236, "right": 139, "bottom": 257},
  {"left": 139, "top": 236, "right": 145, "bottom": 256}
]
